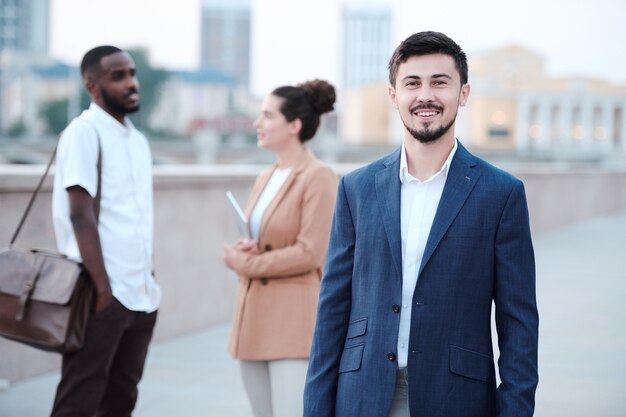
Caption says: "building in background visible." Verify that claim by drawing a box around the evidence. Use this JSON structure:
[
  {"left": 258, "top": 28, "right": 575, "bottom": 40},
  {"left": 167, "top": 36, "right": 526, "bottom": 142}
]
[
  {"left": 463, "top": 45, "right": 626, "bottom": 158},
  {"left": 0, "top": 60, "right": 78, "bottom": 136},
  {"left": 341, "top": 81, "right": 391, "bottom": 145},
  {"left": 340, "top": 1, "right": 391, "bottom": 92},
  {"left": 1, "top": 0, "right": 51, "bottom": 134},
  {"left": 0, "top": 0, "right": 49, "bottom": 54},
  {"left": 200, "top": 0, "right": 251, "bottom": 90},
  {"left": 339, "top": 42, "right": 626, "bottom": 158},
  {"left": 149, "top": 68, "right": 254, "bottom": 137},
  {"left": 339, "top": 1, "right": 393, "bottom": 144}
]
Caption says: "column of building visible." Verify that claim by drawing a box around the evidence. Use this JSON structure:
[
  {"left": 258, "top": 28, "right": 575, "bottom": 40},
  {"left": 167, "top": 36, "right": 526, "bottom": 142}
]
[
  {"left": 617, "top": 100, "right": 626, "bottom": 155},
  {"left": 579, "top": 101, "right": 595, "bottom": 153},
  {"left": 536, "top": 96, "right": 552, "bottom": 152},
  {"left": 557, "top": 96, "right": 574, "bottom": 152},
  {"left": 515, "top": 94, "right": 531, "bottom": 152},
  {"left": 600, "top": 99, "right": 615, "bottom": 154}
]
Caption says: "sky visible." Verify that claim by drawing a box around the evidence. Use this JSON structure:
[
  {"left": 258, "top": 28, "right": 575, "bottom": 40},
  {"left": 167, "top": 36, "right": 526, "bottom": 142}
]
[{"left": 50, "top": 0, "right": 626, "bottom": 97}]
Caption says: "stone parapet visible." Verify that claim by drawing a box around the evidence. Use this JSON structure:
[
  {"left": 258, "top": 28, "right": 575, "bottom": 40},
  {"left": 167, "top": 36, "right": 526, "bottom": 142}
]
[{"left": 1, "top": 163, "right": 625, "bottom": 381}]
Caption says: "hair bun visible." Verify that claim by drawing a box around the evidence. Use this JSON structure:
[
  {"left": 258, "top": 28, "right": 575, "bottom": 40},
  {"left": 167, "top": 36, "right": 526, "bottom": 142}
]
[{"left": 297, "top": 79, "right": 336, "bottom": 115}]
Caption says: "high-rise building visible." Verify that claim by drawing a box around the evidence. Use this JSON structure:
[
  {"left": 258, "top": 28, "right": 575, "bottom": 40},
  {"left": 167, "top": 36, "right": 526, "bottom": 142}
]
[
  {"left": 200, "top": 0, "right": 251, "bottom": 89},
  {"left": 0, "top": 0, "right": 49, "bottom": 54},
  {"left": 338, "top": 1, "right": 393, "bottom": 144},
  {"left": 340, "top": 1, "right": 392, "bottom": 92},
  {"left": 1, "top": 0, "right": 50, "bottom": 134}
]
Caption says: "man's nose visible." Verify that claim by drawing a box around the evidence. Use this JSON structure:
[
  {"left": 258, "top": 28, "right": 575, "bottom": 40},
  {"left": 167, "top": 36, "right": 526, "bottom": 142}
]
[
  {"left": 417, "top": 85, "right": 434, "bottom": 102},
  {"left": 126, "top": 75, "right": 139, "bottom": 90}
]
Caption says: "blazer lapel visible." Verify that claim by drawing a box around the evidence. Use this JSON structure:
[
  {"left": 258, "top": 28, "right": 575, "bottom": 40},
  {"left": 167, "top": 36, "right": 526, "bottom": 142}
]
[
  {"left": 418, "top": 142, "right": 481, "bottom": 276},
  {"left": 258, "top": 151, "right": 314, "bottom": 239},
  {"left": 375, "top": 149, "right": 403, "bottom": 281}
]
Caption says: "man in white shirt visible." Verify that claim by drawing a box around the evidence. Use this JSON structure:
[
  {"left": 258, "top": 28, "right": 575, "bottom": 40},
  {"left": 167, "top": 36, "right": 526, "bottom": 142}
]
[
  {"left": 304, "top": 32, "right": 538, "bottom": 417},
  {"left": 50, "top": 45, "right": 161, "bottom": 417}
]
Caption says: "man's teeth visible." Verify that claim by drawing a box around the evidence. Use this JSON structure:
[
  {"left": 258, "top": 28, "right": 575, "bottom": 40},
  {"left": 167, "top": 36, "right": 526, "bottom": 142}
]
[{"left": 416, "top": 111, "right": 437, "bottom": 116}]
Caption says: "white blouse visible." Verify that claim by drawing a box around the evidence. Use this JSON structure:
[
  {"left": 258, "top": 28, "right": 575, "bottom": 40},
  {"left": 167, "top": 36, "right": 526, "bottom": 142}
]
[{"left": 249, "top": 167, "right": 293, "bottom": 241}]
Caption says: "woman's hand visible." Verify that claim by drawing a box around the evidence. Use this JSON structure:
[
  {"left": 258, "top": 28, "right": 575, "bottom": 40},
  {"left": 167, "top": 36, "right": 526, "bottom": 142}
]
[
  {"left": 223, "top": 244, "right": 238, "bottom": 271},
  {"left": 233, "top": 238, "right": 259, "bottom": 254},
  {"left": 223, "top": 239, "right": 259, "bottom": 272}
]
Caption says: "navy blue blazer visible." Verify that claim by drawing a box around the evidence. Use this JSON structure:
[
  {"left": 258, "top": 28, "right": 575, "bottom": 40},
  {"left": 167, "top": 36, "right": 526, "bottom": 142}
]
[{"left": 304, "top": 142, "right": 538, "bottom": 417}]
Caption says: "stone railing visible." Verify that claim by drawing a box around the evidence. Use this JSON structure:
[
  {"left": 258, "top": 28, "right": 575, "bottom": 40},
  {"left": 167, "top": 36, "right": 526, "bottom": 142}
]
[{"left": 1, "top": 162, "right": 626, "bottom": 382}]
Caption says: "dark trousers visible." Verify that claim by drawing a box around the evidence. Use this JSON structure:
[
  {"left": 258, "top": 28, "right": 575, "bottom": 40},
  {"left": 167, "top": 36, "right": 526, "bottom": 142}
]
[{"left": 50, "top": 298, "right": 158, "bottom": 417}]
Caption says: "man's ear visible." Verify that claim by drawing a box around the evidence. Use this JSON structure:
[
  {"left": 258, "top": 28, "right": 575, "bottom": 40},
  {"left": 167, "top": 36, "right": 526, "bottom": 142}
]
[
  {"left": 459, "top": 83, "right": 470, "bottom": 107},
  {"left": 388, "top": 85, "right": 398, "bottom": 109},
  {"left": 83, "top": 72, "right": 99, "bottom": 99}
]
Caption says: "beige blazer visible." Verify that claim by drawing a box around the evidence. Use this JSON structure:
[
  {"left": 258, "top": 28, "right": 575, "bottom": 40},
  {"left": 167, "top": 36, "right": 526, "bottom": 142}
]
[{"left": 228, "top": 151, "right": 338, "bottom": 361}]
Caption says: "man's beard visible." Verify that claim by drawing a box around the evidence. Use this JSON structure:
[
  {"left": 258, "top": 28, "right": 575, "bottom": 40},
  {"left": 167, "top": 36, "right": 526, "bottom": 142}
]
[
  {"left": 100, "top": 86, "right": 140, "bottom": 116},
  {"left": 402, "top": 105, "right": 457, "bottom": 144}
]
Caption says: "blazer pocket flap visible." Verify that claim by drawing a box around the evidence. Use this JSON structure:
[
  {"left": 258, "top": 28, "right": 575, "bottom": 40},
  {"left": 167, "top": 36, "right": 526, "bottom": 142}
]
[
  {"left": 346, "top": 318, "right": 367, "bottom": 339},
  {"left": 338, "top": 343, "right": 364, "bottom": 373},
  {"left": 449, "top": 345, "right": 493, "bottom": 382}
]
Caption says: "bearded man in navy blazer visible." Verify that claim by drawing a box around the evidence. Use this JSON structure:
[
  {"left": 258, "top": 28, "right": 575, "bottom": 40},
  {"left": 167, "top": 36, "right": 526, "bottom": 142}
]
[{"left": 304, "top": 31, "right": 539, "bottom": 417}]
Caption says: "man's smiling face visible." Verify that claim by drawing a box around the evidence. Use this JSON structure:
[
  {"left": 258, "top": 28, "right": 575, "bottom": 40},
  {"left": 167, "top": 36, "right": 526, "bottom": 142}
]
[{"left": 389, "top": 53, "right": 470, "bottom": 144}]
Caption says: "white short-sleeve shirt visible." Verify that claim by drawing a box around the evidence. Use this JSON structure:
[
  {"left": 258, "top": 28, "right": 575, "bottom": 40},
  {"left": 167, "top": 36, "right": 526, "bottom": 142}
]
[{"left": 52, "top": 103, "right": 161, "bottom": 313}]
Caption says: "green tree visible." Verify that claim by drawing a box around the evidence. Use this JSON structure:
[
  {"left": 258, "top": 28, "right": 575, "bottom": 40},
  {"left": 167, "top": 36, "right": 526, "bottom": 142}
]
[
  {"left": 39, "top": 98, "right": 70, "bottom": 134},
  {"left": 7, "top": 119, "right": 27, "bottom": 137},
  {"left": 80, "top": 88, "right": 90, "bottom": 110},
  {"left": 125, "top": 48, "right": 169, "bottom": 131}
]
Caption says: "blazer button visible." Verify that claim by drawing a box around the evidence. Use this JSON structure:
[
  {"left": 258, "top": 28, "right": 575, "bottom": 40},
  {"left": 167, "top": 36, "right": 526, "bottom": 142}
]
[
  {"left": 265, "top": 244, "right": 272, "bottom": 251},
  {"left": 392, "top": 304, "right": 400, "bottom": 313},
  {"left": 387, "top": 352, "right": 396, "bottom": 362},
  {"left": 260, "top": 278, "right": 268, "bottom": 285}
]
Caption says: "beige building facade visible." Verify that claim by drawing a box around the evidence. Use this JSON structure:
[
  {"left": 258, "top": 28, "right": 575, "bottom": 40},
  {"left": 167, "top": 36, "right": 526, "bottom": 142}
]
[
  {"left": 340, "top": 45, "right": 626, "bottom": 159},
  {"left": 341, "top": 82, "right": 393, "bottom": 145},
  {"left": 465, "top": 45, "right": 626, "bottom": 157}
]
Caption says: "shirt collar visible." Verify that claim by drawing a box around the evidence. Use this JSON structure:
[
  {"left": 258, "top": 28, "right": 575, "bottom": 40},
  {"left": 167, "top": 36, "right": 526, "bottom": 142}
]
[
  {"left": 399, "top": 139, "right": 458, "bottom": 184},
  {"left": 89, "top": 102, "right": 135, "bottom": 136}
]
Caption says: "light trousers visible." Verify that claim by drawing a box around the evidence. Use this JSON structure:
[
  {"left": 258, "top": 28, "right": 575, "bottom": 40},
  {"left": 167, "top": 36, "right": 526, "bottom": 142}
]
[
  {"left": 239, "top": 358, "right": 309, "bottom": 417},
  {"left": 388, "top": 368, "right": 410, "bottom": 417}
]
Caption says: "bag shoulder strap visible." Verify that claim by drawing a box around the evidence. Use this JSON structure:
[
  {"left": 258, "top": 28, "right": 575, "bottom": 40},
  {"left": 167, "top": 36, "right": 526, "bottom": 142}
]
[{"left": 9, "top": 124, "right": 102, "bottom": 247}]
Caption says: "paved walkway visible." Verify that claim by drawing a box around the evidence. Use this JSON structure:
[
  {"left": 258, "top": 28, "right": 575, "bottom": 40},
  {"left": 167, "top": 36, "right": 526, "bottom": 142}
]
[{"left": 1, "top": 210, "right": 625, "bottom": 416}]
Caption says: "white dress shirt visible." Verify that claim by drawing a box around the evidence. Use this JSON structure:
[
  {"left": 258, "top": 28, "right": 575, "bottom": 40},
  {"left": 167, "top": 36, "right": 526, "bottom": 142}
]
[
  {"left": 397, "top": 139, "right": 457, "bottom": 367},
  {"left": 52, "top": 103, "right": 161, "bottom": 313},
  {"left": 249, "top": 167, "right": 292, "bottom": 241}
]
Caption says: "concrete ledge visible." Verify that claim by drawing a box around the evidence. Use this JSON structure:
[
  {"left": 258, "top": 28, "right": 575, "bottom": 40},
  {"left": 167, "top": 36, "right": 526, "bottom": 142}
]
[{"left": 1, "top": 163, "right": 626, "bottom": 382}]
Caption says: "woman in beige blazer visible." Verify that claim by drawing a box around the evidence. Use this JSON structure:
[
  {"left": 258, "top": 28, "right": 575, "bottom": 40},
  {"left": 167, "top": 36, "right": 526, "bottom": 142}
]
[{"left": 223, "top": 79, "right": 338, "bottom": 417}]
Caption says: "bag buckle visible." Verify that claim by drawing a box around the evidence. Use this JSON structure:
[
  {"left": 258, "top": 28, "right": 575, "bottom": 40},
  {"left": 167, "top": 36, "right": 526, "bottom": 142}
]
[
  {"left": 16, "top": 280, "right": 35, "bottom": 321},
  {"left": 15, "top": 255, "right": 45, "bottom": 321}
]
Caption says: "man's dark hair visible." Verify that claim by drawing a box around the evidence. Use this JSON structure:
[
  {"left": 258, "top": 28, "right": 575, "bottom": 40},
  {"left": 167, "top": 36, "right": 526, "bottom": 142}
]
[
  {"left": 80, "top": 45, "right": 123, "bottom": 77},
  {"left": 388, "top": 31, "right": 468, "bottom": 86}
]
